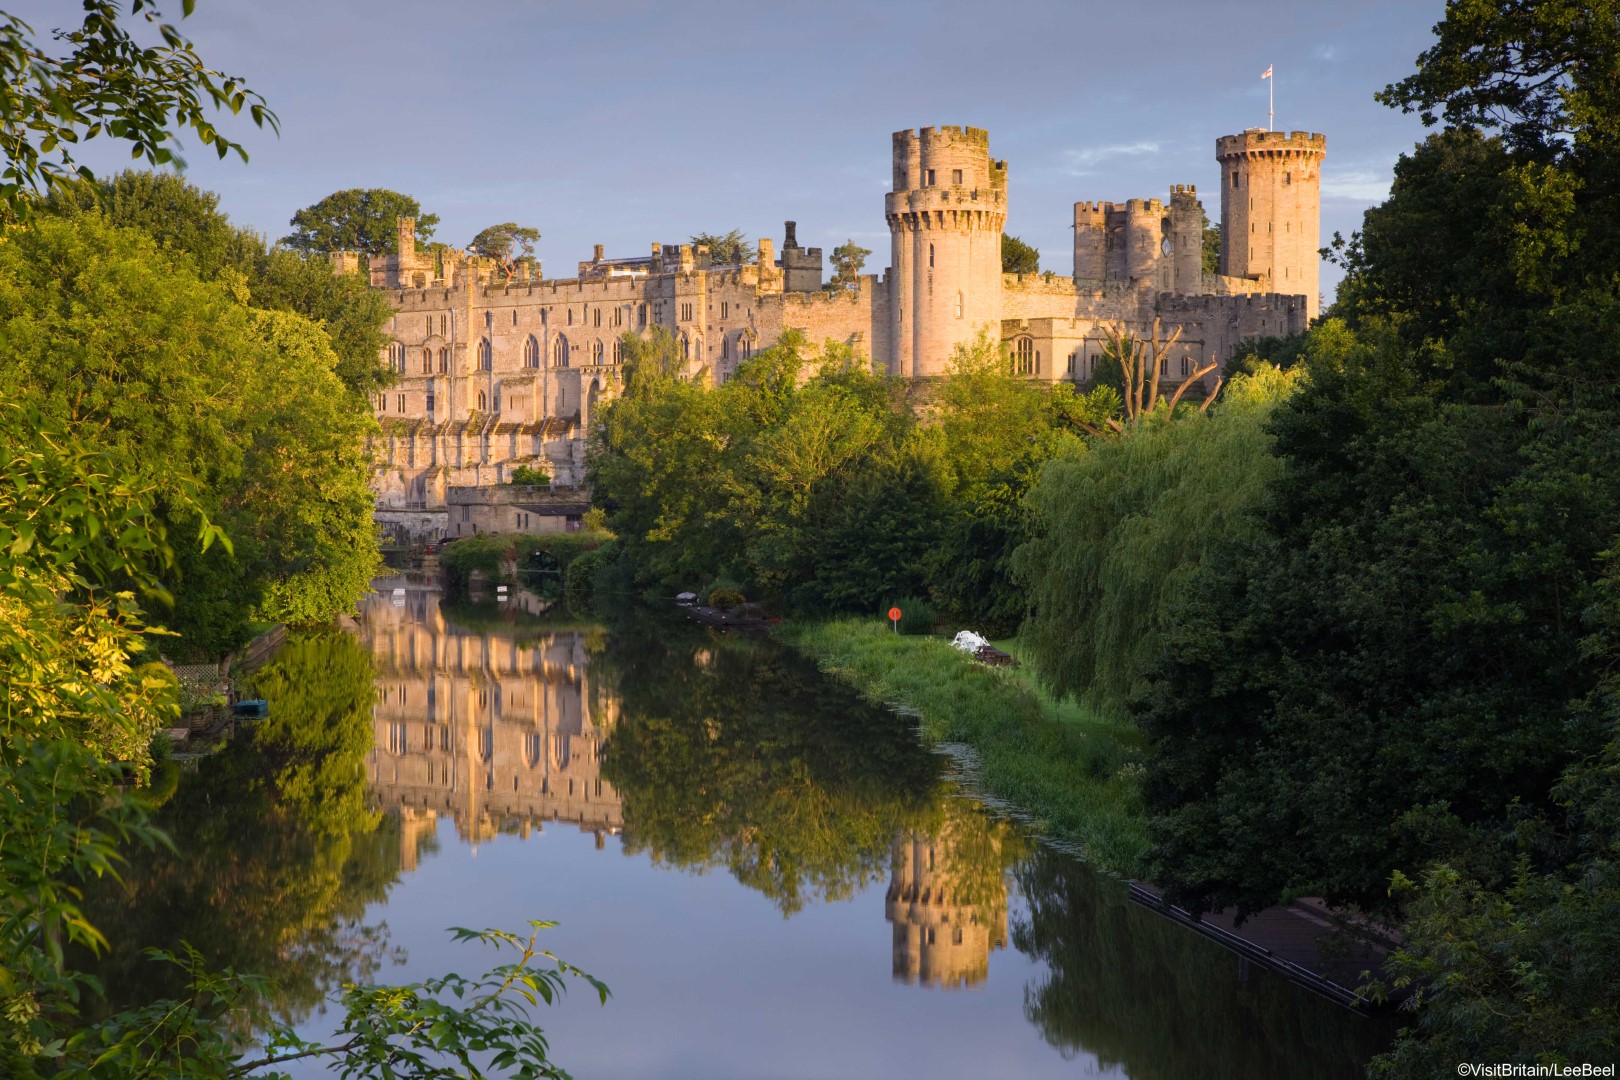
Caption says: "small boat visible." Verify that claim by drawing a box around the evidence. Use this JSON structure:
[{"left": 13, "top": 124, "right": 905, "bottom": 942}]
[{"left": 233, "top": 699, "right": 269, "bottom": 721}]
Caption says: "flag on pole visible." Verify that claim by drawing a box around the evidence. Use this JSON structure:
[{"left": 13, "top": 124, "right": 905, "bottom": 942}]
[{"left": 1261, "top": 65, "right": 1273, "bottom": 79}]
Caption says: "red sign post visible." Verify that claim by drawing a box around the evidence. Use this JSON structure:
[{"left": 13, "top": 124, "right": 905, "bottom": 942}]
[{"left": 888, "top": 606, "right": 902, "bottom": 632}]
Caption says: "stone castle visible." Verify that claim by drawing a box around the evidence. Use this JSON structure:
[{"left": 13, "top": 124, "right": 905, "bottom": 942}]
[{"left": 365, "top": 125, "right": 1324, "bottom": 542}]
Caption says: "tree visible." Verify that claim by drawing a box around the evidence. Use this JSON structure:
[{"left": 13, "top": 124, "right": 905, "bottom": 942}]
[
  {"left": 0, "top": 1, "right": 276, "bottom": 218},
  {"left": 1001, "top": 233, "right": 1039, "bottom": 274},
  {"left": 468, "top": 221, "right": 541, "bottom": 282},
  {"left": 0, "top": 213, "right": 380, "bottom": 656},
  {"left": 1014, "top": 366, "right": 1299, "bottom": 717},
  {"left": 828, "top": 239, "right": 871, "bottom": 291},
  {"left": 690, "top": 228, "right": 754, "bottom": 266},
  {"left": 1094, "top": 319, "right": 1217, "bottom": 430},
  {"left": 1202, "top": 221, "right": 1221, "bottom": 276},
  {"left": 59, "top": 171, "right": 396, "bottom": 397},
  {"left": 281, "top": 188, "right": 439, "bottom": 256}
]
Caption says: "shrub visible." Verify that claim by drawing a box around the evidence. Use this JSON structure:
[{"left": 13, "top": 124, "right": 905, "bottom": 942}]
[
  {"left": 509, "top": 465, "right": 550, "bottom": 485},
  {"left": 708, "top": 587, "right": 746, "bottom": 610},
  {"left": 887, "top": 595, "right": 935, "bottom": 635}
]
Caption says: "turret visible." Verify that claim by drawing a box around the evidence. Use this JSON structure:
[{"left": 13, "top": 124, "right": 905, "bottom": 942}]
[
  {"left": 1217, "top": 129, "right": 1325, "bottom": 320},
  {"left": 1167, "top": 185, "right": 1205, "bottom": 294},
  {"left": 886, "top": 126, "right": 1007, "bottom": 377}
]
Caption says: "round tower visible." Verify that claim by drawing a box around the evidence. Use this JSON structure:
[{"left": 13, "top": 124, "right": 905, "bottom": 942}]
[
  {"left": 886, "top": 126, "right": 1007, "bottom": 378},
  {"left": 1217, "top": 129, "right": 1325, "bottom": 321}
]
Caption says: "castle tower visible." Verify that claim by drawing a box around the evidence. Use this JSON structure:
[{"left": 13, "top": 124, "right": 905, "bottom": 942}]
[
  {"left": 1217, "top": 129, "right": 1325, "bottom": 320},
  {"left": 886, "top": 126, "right": 1007, "bottom": 378},
  {"left": 1167, "top": 185, "right": 1205, "bottom": 293}
]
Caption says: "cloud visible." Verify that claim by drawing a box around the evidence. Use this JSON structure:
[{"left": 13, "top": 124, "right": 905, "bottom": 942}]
[
  {"left": 1321, "top": 169, "right": 1391, "bottom": 202},
  {"left": 1313, "top": 44, "right": 1338, "bottom": 62},
  {"left": 1060, "top": 141, "right": 1161, "bottom": 176}
]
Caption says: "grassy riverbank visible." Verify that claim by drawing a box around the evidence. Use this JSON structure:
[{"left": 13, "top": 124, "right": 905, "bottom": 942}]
[{"left": 776, "top": 618, "right": 1149, "bottom": 875}]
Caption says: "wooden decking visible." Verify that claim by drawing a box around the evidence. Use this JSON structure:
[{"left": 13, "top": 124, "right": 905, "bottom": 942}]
[{"left": 1128, "top": 882, "right": 1404, "bottom": 1013}]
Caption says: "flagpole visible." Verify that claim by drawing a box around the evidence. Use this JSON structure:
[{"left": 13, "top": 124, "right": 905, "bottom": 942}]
[{"left": 1269, "top": 67, "right": 1274, "bottom": 131}]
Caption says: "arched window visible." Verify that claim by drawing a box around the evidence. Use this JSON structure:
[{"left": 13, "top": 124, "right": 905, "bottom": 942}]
[
  {"left": 524, "top": 733, "right": 542, "bottom": 768},
  {"left": 612, "top": 339, "right": 623, "bottom": 363},
  {"left": 680, "top": 334, "right": 690, "bottom": 360},
  {"left": 553, "top": 335, "right": 569, "bottom": 368},
  {"left": 438, "top": 347, "right": 448, "bottom": 373},
  {"left": 477, "top": 390, "right": 487, "bottom": 411},
  {"left": 422, "top": 348, "right": 432, "bottom": 374},
  {"left": 1014, "top": 336, "right": 1036, "bottom": 376},
  {"left": 524, "top": 335, "right": 540, "bottom": 368},
  {"left": 592, "top": 339, "right": 604, "bottom": 365},
  {"left": 478, "top": 338, "right": 492, "bottom": 371}
]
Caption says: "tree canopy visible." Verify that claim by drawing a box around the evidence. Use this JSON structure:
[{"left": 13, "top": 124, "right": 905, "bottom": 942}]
[
  {"left": 828, "top": 239, "right": 871, "bottom": 290},
  {"left": 1001, "top": 233, "right": 1039, "bottom": 274},
  {"left": 690, "top": 228, "right": 754, "bottom": 266},
  {"left": 469, "top": 221, "right": 541, "bottom": 281},
  {"left": 281, "top": 187, "right": 439, "bottom": 255}
]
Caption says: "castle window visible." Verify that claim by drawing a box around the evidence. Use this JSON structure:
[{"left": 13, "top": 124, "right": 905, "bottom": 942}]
[
  {"left": 613, "top": 339, "right": 623, "bottom": 363},
  {"left": 567, "top": 309, "right": 573, "bottom": 325},
  {"left": 440, "top": 315, "right": 447, "bottom": 334},
  {"left": 1232, "top": 173, "right": 1240, "bottom": 188},
  {"left": 422, "top": 349, "right": 432, "bottom": 374},
  {"left": 952, "top": 169, "right": 963, "bottom": 185},
  {"left": 1014, "top": 336, "right": 1035, "bottom": 376},
  {"left": 721, "top": 301, "right": 728, "bottom": 319},
  {"left": 477, "top": 390, "right": 486, "bottom": 411},
  {"left": 424, "top": 315, "right": 431, "bottom": 334},
  {"left": 1181, "top": 356, "right": 1190, "bottom": 377},
  {"left": 955, "top": 291, "right": 964, "bottom": 319},
  {"left": 478, "top": 338, "right": 492, "bottom": 370},
  {"left": 426, "top": 390, "right": 435, "bottom": 414},
  {"left": 554, "top": 335, "right": 569, "bottom": 367},
  {"left": 397, "top": 393, "right": 405, "bottom": 412},
  {"left": 638, "top": 304, "right": 647, "bottom": 329},
  {"left": 926, "top": 169, "right": 936, "bottom": 186},
  {"left": 438, "top": 347, "right": 448, "bottom": 372},
  {"left": 614, "top": 306, "right": 624, "bottom": 327},
  {"left": 594, "top": 308, "right": 602, "bottom": 328},
  {"left": 592, "top": 340, "right": 604, "bottom": 364},
  {"left": 929, "top": 244, "right": 935, "bottom": 268},
  {"left": 524, "top": 335, "right": 540, "bottom": 368},
  {"left": 1284, "top": 171, "right": 1292, "bottom": 185},
  {"left": 493, "top": 385, "right": 501, "bottom": 412}
]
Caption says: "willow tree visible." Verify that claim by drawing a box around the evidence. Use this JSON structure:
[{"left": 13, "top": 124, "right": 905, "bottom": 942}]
[{"left": 1013, "top": 365, "right": 1300, "bottom": 716}]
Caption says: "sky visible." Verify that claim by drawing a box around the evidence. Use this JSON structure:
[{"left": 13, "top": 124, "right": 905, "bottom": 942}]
[{"left": 22, "top": 0, "right": 1447, "bottom": 303}]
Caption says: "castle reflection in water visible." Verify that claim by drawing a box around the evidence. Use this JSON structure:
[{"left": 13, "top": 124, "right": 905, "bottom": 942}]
[{"left": 360, "top": 579, "right": 1009, "bottom": 987}]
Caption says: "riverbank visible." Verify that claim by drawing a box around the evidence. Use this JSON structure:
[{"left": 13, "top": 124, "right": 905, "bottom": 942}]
[{"left": 776, "top": 618, "right": 1149, "bottom": 875}]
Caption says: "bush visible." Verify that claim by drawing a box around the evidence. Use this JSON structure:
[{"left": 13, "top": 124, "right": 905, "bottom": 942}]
[
  {"left": 887, "top": 595, "right": 935, "bottom": 635},
  {"left": 510, "top": 465, "right": 549, "bottom": 485},
  {"left": 564, "top": 546, "right": 606, "bottom": 611},
  {"left": 708, "top": 587, "right": 746, "bottom": 610}
]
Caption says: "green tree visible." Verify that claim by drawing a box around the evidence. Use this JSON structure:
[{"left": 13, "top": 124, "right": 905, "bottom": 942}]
[
  {"left": 282, "top": 187, "right": 439, "bottom": 256},
  {"left": 0, "top": 0, "right": 275, "bottom": 217},
  {"left": 56, "top": 170, "right": 395, "bottom": 397},
  {"left": 1001, "top": 232, "right": 1039, "bottom": 274},
  {"left": 828, "top": 239, "right": 871, "bottom": 291},
  {"left": 1015, "top": 365, "right": 1300, "bottom": 717},
  {"left": 1201, "top": 221, "right": 1221, "bottom": 276},
  {"left": 469, "top": 221, "right": 541, "bottom": 282},
  {"left": 690, "top": 228, "right": 754, "bottom": 266},
  {"left": 0, "top": 213, "right": 380, "bottom": 655}
]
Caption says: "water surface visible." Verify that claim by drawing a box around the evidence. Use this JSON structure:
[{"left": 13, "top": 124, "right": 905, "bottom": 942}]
[{"left": 90, "top": 576, "right": 1394, "bottom": 1077}]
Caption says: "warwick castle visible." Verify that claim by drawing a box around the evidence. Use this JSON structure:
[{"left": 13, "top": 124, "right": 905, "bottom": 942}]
[{"left": 366, "top": 125, "right": 1324, "bottom": 541}]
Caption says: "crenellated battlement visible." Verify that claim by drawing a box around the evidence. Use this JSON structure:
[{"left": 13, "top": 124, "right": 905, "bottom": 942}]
[{"left": 1217, "top": 129, "right": 1326, "bottom": 159}]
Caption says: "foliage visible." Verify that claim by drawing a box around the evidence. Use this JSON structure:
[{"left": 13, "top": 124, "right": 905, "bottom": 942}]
[
  {"left": 1001, "top": 232, "right": 1039, "bottom": 274},
  {"left": 1201, "top": 221, "right": 1220, "bottom": 277},
  {"left": 1015, "top": 365, "right": 1299, "bottom": 716},
  {"left": 689, "top": 228, "right": 753, "bottom": 266},
  {"left": 469, "top": 221, "right": 540, "bottom": 282},
  {"left": 886, "top": 594, "right": 934, "bottom": 635},
  {"left": 438, "top": 532, "right": 606, "bottom": 594},
  {"left": 707, "top": 586, "right": 745, "bottom": 610},
  {"left": 0, "top": 0, "right": 275, "bottom": 218},
  {"left": 0, "top": 213, "right": 380, "bottom": 655},
  {"left": 56, "top": 170, "right": 396, "bottom": 397},
  {"left": 779, "top": 619, "right": 1149, "bottom": 871},
  {"left": 828, "top": 239, "right": 870, "bottom": 290},
  {"left": 509, "top": 465, "right": 550, "bottom": 486},
  {"left": 282, "top": 188, "right": 439, "bottom": 256}
]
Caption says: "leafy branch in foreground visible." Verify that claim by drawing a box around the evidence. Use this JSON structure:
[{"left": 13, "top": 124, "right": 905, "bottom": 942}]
[
  {"left": 65, "top": 923, "right": 609, "bottom": 1079},
  {"left": 0, "top": 1, "right": 278, "bottom": 217}
]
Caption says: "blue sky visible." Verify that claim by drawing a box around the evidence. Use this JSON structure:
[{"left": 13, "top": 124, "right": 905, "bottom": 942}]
[{"left": 25, "top": 0, "right": 1445, "bottom": 302}]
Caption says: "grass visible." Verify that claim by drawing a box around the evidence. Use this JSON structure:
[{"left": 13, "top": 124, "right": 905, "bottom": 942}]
[{"left": 776, "top": 618, "right": 1149, "bottom": 875}]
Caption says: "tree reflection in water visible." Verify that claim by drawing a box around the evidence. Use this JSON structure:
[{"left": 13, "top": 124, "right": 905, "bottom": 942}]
[
  {"left": 79, "top": 630, "right": 403, "bottom": 1028},
  {"left": 600, "top": 619, "right": 948, "bottom": 915},
  {"left": 1011, "top": 845, "right": 1399, "bottom": 1079}
]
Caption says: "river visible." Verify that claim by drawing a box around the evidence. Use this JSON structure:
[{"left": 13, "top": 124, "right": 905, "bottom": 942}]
[{"left": 86, "top": 573, "right": 1396, "bottom": 1078}]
